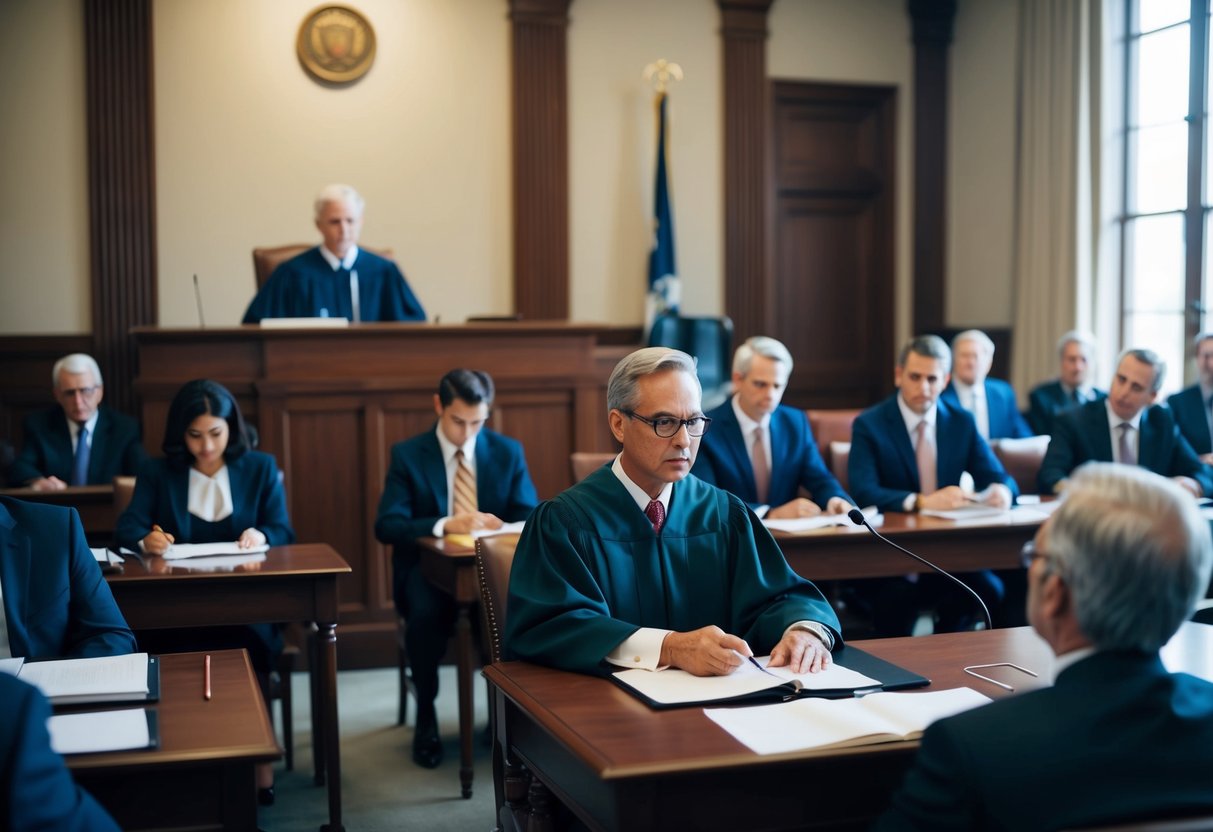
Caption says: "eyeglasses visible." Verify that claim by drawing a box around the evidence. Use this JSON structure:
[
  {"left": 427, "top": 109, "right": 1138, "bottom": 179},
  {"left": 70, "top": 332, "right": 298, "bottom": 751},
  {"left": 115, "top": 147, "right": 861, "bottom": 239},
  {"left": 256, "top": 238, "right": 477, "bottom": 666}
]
[
  {"left": 59, "top": 386, "right": 100, "bottom": 401},
  {"left": 1019, "top": 540, "right": 1056, "bottom": 572},
  {"left": 623, "top": 410, "right": 712, "bottom": 438}
]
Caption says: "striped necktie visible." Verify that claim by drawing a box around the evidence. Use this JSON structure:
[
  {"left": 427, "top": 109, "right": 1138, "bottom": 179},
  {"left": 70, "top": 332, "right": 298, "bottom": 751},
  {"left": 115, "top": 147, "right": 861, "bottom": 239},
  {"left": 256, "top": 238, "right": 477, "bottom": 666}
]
[{"left": 453, "top": 449, "right": 477, "bottom": 515}]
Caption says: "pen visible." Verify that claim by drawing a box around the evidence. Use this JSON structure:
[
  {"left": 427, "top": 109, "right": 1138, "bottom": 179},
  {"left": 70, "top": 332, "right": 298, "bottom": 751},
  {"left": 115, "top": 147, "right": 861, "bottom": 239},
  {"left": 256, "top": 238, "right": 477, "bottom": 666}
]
[{"left": 204, "top": 654, "right": 212, "bottom": 701}]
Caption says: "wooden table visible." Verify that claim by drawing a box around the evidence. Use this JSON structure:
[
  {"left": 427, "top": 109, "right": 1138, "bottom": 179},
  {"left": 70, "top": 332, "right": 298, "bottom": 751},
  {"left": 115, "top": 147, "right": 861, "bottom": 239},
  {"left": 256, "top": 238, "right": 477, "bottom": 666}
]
[
  {"left": 484, "top": 623, "right": 1213, "bottom": 832},
  {"left": 0, "top": 484, "right": 116, "bottom": 545},
  {"left": 105, "top": 543, "right": 351, "bottom": 832},
  {"left": 68, "top": 649, "right": 279, "bottom": 832}
]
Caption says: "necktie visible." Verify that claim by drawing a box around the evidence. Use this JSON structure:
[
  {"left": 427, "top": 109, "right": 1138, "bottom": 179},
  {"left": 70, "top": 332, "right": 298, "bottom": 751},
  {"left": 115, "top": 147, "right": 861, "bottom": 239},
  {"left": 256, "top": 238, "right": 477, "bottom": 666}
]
[
  {"left": 453, "top": 449, "right": 477, "bottom": 515},
  {"left": 972, "top": 389, "right": 989, "bottom": 439},
  {"left": 1118, "top": 423, "right": 1136, "bottom": 466},
  {"left": 751, "top": 425, "right": 770, "bottom": 504},
  {"left": 1071, "top": 388, "right": 1082, "bottom": 406},
  {"left": 915, "top": 420, "right": 936, "bottom": 494},
  {"left": 645, "top": 499, "right": 666, "bottom": 534},
  {"left": 71, "top": 425, "right": 90, "bottom": 486}
]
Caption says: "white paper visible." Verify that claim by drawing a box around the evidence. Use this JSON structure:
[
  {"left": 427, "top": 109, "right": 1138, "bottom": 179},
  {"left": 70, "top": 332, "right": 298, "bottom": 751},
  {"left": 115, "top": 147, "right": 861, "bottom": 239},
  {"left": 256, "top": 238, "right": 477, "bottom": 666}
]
[
  {"left": 164, "top": 552, "right": 268, "bottom": 571},
  {"left": 920, "top": 504, "right": 1010, "bottom": 521},
  {"left": 162, "top": 541, "right": 270, "bottom": 560},
  {"left": 764, "top": 506, "right": 883, "bottom": 534},
  {"left": 470, "top": 521, "right": 526, "bottom": 539},
  {"left": 49, "top": 708, "right": 151, "bottom": 755},
  {"left": 258, "top": 316, "right": 349, "bottom": 328},
  {"left": 89, "top": 547, "right": 114, "bottom": 564},
  {"left": 704, "top": 687, "right": 991, "bottom": 755},
  {"left": 0, "top": 657, "right": 24, "bottom": 676},
  {"left": 18, "top": 653, "right": 149, "bottom": 701}
]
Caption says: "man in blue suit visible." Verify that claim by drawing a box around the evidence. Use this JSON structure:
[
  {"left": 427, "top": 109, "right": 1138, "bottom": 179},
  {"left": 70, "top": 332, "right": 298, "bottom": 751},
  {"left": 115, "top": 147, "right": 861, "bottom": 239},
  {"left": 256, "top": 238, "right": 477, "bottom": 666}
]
[
  {"left": 1167, "top": 332, "right": 1213, "bottom": 462},
  {"left": 692, "top": 336, "right": 853, "bottom": 518},
  {"left": 876, "top": 464, "right": 1213, "bottom": 831},
  {"left": 1027, "top": 330, "right": 1106, "bottom": 436},
  {"left": 849, "top": 335, "right": 1017, "bottom": 635},
  {"left": 9, "top": 353, "right": 146, "bottom": 490},
  {"left": 0, "top": 673, "right": 121, "bottom": 831},
  {"left": 0, "top": 496, "right": 135, "bottom": 659},
  {"left": 1039, "top": 348, "right": 1213, "bottom": 497},
  {"left": 375, "top": 369, "right": 538, "bottom": 768},
  {"left": 940, "top": 329, "right": 1032, "bottom": 439}
]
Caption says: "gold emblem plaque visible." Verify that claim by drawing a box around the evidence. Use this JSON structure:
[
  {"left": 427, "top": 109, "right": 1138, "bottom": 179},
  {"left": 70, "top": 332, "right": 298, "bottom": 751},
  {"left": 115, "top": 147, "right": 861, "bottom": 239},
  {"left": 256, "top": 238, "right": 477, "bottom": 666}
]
[{"left": 296, "top": 5, "right": 376, "bottom": 84}]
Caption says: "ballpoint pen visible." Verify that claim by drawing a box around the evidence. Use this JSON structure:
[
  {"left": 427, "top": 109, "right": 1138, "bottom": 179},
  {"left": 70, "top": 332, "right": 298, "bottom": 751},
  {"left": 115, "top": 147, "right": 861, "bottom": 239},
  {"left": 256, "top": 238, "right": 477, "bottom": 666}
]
[{"left": 204, "top": 654, "right": 212, "bottom": 701}]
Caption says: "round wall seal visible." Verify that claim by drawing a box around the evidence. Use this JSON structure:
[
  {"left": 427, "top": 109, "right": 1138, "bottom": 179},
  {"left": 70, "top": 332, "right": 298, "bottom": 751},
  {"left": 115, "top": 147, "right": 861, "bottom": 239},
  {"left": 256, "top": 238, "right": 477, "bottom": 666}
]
[{"left": 296, "top": 5, "right": 376, "bottom": 84}]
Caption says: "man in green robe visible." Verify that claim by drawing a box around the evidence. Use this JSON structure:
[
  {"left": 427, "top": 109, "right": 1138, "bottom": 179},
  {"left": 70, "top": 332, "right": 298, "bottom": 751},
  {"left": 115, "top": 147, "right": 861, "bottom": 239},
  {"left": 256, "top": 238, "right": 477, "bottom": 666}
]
[{"left": 505, "top": 347, "right": 841, "bottom": 677}]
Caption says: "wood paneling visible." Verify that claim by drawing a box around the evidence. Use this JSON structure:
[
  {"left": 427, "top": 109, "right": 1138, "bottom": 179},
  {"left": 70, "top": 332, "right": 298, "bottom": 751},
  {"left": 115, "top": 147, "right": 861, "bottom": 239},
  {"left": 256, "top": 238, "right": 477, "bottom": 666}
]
[{"left": 770, "top": 82, "right": 896, "bottom": 409}]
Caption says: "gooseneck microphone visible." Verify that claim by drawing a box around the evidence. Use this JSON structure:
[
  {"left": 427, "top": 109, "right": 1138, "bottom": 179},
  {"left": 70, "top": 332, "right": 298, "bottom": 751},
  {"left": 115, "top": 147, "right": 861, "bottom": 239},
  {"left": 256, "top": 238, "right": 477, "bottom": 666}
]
[{"left": 847, "top": 508, "right": 993, "bottom": 631}]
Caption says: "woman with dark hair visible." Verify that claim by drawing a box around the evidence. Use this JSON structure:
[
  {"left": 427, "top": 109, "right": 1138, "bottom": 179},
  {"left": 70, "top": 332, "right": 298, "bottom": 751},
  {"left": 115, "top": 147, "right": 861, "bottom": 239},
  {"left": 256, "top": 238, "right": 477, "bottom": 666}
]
[{"left": 115, "top": 379, "right": 293, "bottom": 803}]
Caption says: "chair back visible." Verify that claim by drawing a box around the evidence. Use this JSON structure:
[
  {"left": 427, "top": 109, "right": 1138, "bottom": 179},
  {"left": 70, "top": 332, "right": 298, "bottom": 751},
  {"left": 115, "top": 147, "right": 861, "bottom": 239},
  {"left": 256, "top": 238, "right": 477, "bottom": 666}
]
[
  {"left": 806, "top": 408, "right": 862, "bottom": 463},
  {"left": 112, "top": 475, "right": 136, "bottom": 518},
  {"left": 647, "top": 313, "right": 734, "bottom": 410},
  {"left": 570, "top": 452, "right": 615, "bottom": 483},
  {"left": 252, "top": 244, "right": 397, "bottom": 289},
  {"left": 991, "top": 435, "right": 1050, "bottom": 495},
  {"left": 475, "top": 535, "right": 520, "bottom": 663},
  {"left": 829, "top": 441, "right": 851, "bottom": 493}
]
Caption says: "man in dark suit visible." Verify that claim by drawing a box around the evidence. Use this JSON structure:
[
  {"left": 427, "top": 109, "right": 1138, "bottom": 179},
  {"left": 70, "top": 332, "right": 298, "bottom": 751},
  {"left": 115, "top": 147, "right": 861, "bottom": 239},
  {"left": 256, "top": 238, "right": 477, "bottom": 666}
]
[
  {"left": 1038, "top": 348, "right": 1213, "bottom": 497},
  {"left": 849, "top": 335, "right": 1018, "bottom": 635},
  {"left": 9, "top": 353, "right": 146, "bottom": 490},
  {"left": 941, "top": 329, "right": 1032, "bottom": 439},
  {"left": 0, "top": 673, "right": 121, "bottom": 831},
  {"left": 0, "top": 496, "right": 135, "bottom": 658},
  {"left": 1027, "top": 329, "right": 1106, "bottom": 435},
  {"left": 876, "top": 464, "right": 1213, "bottom": 831},
  {"left": 1167, "top": 331, "right": 1213, "bottom": 463},
  {"left": 692, "top": 336, "right": 852, "bottom": 518},
  {"left": 374, "top": 369, "right": 538, "bottom": 768}
]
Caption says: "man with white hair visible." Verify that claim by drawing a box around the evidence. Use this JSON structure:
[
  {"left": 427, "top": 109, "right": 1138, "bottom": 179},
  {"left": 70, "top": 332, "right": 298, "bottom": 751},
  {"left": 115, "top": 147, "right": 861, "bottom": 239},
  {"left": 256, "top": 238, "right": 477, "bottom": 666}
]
[
  {"left": 242, "top": 183, "right": 426, "bottom": 323},
  {"left": 875, "top": 463, "right": 1213, "bottom": 830},
  {"left": 9, "top": 353, "right": 146, "bottom": 491},
  {"left": 1027, "top": 329, "right": 1106, "bottom": 435},
  {"left": 941, "top": 329, "right": 1032, "bottom": 439},
  {"left": 1166, "top": 331, "right": 1213, "bottom": 463}
]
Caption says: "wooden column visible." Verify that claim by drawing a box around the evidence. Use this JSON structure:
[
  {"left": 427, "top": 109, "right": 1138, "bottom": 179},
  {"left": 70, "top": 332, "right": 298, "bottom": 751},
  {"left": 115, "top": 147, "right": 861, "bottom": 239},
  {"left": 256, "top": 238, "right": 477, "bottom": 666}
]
[
  {"left": 719, "top": 0, "right": 774, "bottom": 347},
  {"left": 908, "top": 0, "right": 956, "bottom": 335},
  {"left": 84, "top": 0, "right": 158, "bottom": 414},
  {"left": 510, "top": 0, "right": 572, "bottom": 321}
]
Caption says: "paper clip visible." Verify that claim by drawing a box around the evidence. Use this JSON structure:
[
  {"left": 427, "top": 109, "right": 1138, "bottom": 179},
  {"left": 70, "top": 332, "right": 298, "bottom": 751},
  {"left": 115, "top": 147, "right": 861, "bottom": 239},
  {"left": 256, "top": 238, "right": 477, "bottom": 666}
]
[{"left": 962, "top": 662, "right": 1037, "bottom": 692}]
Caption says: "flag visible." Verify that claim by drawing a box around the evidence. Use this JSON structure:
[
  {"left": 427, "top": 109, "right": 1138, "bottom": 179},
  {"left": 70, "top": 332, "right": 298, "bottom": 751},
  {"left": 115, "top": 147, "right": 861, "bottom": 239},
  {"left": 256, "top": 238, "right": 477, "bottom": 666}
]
[{"left": 646, "top": 91, "right": 679, "bottom": 327}]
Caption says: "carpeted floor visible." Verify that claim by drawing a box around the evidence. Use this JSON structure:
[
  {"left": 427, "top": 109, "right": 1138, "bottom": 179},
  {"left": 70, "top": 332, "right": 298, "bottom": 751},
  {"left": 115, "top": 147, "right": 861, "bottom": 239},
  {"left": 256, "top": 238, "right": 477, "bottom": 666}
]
[{"left": 259, "top": 665, "right": 497, "bottom": 831}]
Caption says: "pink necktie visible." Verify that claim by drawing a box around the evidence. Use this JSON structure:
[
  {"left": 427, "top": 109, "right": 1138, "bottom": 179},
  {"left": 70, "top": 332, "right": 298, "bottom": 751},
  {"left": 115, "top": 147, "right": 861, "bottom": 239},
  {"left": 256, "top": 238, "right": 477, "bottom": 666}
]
[
  {"left": 916, "top": 420, "right": 936, "bottom": 494},
  {"left": 645, "top": 499, "right": 666, "bottom": 534},
  {"left": 1118, "top": 423, "right": 1136, "bottom": 466},
  {"left": 751, "top": 426, "right": 770, "bottom": 504}
]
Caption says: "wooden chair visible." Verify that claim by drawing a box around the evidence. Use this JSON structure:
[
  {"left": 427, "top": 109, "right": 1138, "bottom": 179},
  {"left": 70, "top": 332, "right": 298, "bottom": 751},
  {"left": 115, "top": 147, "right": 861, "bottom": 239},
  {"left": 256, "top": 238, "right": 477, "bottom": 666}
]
[
  {"left": 570, "top": 451, "right": 615, "bottom": 483},
  {"left": 806, "top": 408, "right": 862, "bottom": 469},
  {"left": 251, "top": 244, "right": 397, "bottom": 289},
  {"left": 991, "top": 435, "right": 1050, "bottom": 495},
  {"left": 829, "top": 441, "right": 851, "bottom": 493}
]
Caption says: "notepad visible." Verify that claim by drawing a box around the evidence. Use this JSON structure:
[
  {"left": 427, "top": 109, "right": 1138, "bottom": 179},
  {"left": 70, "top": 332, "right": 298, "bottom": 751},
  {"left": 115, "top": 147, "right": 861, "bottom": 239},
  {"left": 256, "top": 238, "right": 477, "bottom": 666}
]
[
  {"left": 49, "top": 708, "right": 158, "bottom": 755},
  {"left": 162, "top": 541, "right": 270, "bottom": 560},
  {"left": 17, "top": 653, "right": 159, "bottom": 705},
  {"left": 705, "top": 687, "right": 992, "bottom": 754}
]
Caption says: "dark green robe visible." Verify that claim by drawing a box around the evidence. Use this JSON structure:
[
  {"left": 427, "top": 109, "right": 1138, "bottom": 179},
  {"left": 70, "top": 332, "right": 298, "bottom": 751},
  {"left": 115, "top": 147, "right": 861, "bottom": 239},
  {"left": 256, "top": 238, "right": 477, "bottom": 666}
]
[{"left": 503, "top": 468, "right": 841, "bottom": 674}]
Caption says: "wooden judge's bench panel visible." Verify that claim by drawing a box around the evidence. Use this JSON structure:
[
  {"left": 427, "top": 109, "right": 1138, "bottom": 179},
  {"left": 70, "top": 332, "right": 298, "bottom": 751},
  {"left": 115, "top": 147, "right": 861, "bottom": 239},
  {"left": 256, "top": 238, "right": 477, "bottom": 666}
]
[{"left": 132, "top": 323, "right": 628, "bottom": 667}]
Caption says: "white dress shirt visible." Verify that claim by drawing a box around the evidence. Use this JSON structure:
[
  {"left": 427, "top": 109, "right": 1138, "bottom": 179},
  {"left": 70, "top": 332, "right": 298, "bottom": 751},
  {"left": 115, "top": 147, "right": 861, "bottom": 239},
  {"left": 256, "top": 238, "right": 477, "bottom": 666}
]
[
  {"left": 731, "top": 395, "right": 772, "bottom": 516},
  {"left": 67, "top": 410, "right": 100, "bottom": 454},
  {"left": 317, "top": 245, "right": 360, "bottom": 321},
  {"left": 431, "top": 426, "right": 479, "bottom": 537},
  {"left": 897, "top": 395, "right": 938, "bottom": 511},
  {"left": 1105, "top": 401, "right": 1142, "bottom": 465}
]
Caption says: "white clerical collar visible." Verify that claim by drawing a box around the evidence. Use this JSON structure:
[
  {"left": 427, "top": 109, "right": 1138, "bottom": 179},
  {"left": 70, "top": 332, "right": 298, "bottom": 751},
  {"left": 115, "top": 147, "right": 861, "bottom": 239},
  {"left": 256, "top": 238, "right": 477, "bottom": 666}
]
[
  {"left": 730, "top": 395, "right": 769, "bottom": 436},
  {"left": 318, "top": 245, "right": 359, "bottom": 271},
  {"left": 611, "top": 455, "right": 672, "bottom": 514},
  {"left": 1104, "top": 399, "right": 1143, "bottom": 432},
  {"left": 896, "top": 395, "right": 937, "bottom": 434},
  {"left": 434, "top": 425, "right": 477, "bottom": 468}
]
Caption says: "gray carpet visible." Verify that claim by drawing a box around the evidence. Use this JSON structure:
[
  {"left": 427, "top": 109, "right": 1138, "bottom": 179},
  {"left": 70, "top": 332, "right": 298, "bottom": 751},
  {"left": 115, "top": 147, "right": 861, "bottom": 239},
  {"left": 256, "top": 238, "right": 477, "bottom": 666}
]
[{"left": 259, "top": 666, "right": 497, "bottom": 831}]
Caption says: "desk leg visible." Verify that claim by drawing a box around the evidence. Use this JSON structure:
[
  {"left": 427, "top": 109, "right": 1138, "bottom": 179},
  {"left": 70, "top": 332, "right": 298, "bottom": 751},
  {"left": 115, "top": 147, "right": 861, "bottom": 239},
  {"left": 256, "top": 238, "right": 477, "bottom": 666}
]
[
  {"left": 317, "top": 621, "right": 344, "bottom": 832},
  {"left": 456, "top": 603, "right": 475, "bottom": 799},
  {"left": 310, "top": 633, "right": 325, "bottom": 787}
]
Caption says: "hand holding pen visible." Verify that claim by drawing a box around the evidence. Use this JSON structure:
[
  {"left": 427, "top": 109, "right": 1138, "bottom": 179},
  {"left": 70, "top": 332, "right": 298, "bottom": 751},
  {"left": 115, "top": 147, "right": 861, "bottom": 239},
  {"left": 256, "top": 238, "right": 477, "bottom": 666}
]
[{"left": 141, "top": 524, "right": 175, "bottom": 556}]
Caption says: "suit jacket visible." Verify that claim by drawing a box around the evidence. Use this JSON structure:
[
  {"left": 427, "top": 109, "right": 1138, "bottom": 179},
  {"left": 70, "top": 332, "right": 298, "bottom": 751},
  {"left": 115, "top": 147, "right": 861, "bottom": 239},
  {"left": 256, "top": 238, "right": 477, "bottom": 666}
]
[
  {"left": 374, "top": 427, "right": 539, "bottom": 558},
  {"left": 0, "top": 674, "right": 121, "bottom": 831},
  {"left": 875, "top": 651, "right": 1213, "bottom": 831},
  {"left": 848, "top": 396, "right": 1018, "bottom": 512},
  {"left": 0, "top": 496, "right": 135, "bottom": 659},
  {"left": 691, "top": 401, "right": 851, "bottom": 512},
  {"left": 114, "top": 452, "right": 295, "bottom": 552},
  {"left": 8, "top": 406, "right": 146, "bottom": 486},
  {"left": 1037, "top": 400, "right": 1213, "bottom": 495},
  {"left": 941, "top": 378, "right": 1032, "bottom": 439},
  {"left": 1026, "top": 379, "right": 1107, "bottom": 436},
  {"left": 1168, "top": 384, "right": 1213, "bottom": 456}
]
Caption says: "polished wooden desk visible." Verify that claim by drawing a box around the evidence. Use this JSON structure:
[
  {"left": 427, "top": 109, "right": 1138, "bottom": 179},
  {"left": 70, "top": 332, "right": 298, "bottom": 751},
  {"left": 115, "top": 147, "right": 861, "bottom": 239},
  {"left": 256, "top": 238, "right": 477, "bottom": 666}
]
[
  {"left": 68, "top": 649, "right": 279, "bottom": 832},
  {"left": 105, "top": 543, "right": 351, "bottom": 832},
  {"left": 0, "top": 484, "right": 116, "bottom": 545},
  {"left": 485, "top": 624, "right": 1213, "bottom": 832}
]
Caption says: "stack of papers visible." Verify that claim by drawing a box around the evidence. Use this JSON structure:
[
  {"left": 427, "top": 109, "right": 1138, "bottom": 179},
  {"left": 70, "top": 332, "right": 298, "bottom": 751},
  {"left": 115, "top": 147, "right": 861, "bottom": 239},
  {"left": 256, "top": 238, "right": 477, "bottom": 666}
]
[
  {"left": 15, "top": 653, "right": 156, "bottom": 705},
  {"left": 920, "top": 503, "right": 1010, "bottom": 521},
  {"left": 763, "top": 506, "right": 882, "bottom": 534},
  {"left": 49, "top": 708, "right": 156, "bottom": 755},
  {"left": 162, "top": 541, "right": 270, "bottom": 560}
]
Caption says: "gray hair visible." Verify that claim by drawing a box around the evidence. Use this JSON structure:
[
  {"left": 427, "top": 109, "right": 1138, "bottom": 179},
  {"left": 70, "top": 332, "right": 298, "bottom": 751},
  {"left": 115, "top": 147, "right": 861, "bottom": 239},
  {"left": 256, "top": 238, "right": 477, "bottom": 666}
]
[
  {"left": 1194, "top": 331, "right": 1213, "bottom": 351},
  {"left": 51, "top": 353, "right": 102, "bottom": 389},
  {"left": 1116, "top": 347, "right": 1166, "bottom": 392},
  {"left": 898, "top": 335, "right": 952, "bottom": 375},
  {"left": 1057, "top": 329, "right": 1096, "bottom": 357},
  {"left": 1046, "top": 463, "right": 1212, "bottom": 652},
  {"left": 606, "top": 347, "right": 700, "bottom": 413},
  {"left": 314, "top": 184, "right": 365, "bottom": 220},
  {"left": 733, "top": 336, "right": 793, "bottom": 377},
  {"left": 951, "top": 329, "right": 995, "bottom": 358}
]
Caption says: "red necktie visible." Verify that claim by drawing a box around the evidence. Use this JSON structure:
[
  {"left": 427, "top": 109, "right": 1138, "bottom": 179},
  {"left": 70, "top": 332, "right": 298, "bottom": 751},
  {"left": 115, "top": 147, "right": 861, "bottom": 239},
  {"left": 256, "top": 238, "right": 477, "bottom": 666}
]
[{"left": 645, "top": 499, "right": 666, "bottom": 534}]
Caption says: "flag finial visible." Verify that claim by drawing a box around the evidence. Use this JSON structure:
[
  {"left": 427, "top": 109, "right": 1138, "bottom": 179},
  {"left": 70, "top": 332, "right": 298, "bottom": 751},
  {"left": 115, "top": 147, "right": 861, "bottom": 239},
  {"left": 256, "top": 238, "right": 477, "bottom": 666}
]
[{"left": 643, "top": 59, "right": 683, "bottom": 94}]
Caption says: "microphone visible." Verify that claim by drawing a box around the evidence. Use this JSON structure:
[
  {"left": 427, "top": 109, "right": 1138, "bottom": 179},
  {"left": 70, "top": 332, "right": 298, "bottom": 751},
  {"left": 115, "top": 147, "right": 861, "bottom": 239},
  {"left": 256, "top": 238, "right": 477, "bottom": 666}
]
[
  {"left": 847, "top": 508, "right": 993, "bottom": 631},
  {"left": 192, "top": 274, "right": 206, "bottom": 328}
]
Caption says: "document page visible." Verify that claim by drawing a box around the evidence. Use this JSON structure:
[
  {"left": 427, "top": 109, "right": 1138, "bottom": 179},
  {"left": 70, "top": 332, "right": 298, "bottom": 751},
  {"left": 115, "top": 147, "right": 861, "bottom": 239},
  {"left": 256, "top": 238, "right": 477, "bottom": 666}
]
[
  {"left": 705, "top": 687, "right": 991, "bottom": 754},
  {"left": 613, "top": 657, "right": 880, "bottom": 706},
  {"left": 764, "top": 507, "right": 882, "bottom": 534},
  {"left": 163, "top": 541, "right": 270, "bottom": 560},
  {"left": 920, "top": 504, "right": 1010, "bottom": 521},
  {"left": 18, "top": 653, "right": 149, "bottom": 701},
  {"left": 49, "top": 708, "right": 151, "bottom": 755}
]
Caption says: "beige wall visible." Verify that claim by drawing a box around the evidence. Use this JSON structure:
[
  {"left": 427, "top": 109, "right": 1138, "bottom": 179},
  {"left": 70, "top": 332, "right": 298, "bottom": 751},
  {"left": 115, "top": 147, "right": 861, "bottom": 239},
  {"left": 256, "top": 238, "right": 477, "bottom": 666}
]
[{"left": 0, "top": 0, "right": 89, "bottom": 334}]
